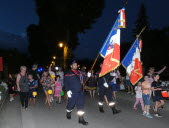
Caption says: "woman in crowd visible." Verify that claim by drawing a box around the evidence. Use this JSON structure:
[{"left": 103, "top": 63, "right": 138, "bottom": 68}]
[
  {"left": 142, "top": 75, "right": 153, "bottom": 118},
  {"left": 40, "top": 70, "right": 54, "bottom": 108},
  {"left": 87, "top": 70, "right": 97, "bottom": 98},
  {"left": 8, "top": 74, "right": 15, "bottom": 101},
  {"left": 16, "top": 66, "right": 30, "bottom": 111},
  {"left": 110, "top": 69, "right": 121, "bottom": 101},
  {"left": 48, "top": 66, "right": 55, "bottom": 102}
]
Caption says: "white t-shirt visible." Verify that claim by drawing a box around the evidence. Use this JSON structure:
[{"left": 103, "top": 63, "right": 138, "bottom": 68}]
[
  {"left": 56, "top": 71, "right": 64, "bottom": 80},
  {"left": 49, "top": 71, "right": 55, "bottom": 79},
  {"left": 135, "top": 86, "right": 142, "bottom": 98}
]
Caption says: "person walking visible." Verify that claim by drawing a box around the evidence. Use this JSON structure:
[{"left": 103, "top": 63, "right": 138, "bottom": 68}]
[
  {"left": 49, "top": 66, "right": 55, "bottom": 102},
  {"left": 151, "top": 73, "right": 165, "bottom": 117},
  {"left": 96, "top": 63, "right": 121, "bottom": 114},
  {"left": 40, "top": 70, "right": 54, "bottom": 109},
  {"left": 142, "top": 76, "right": 153, "bottom": 118},
  {"left": 87, "top": 70, "right": 97, "bottom": 98},
  {"left": 133, "top": 81, "right": 144, "bottom": 111},
  {"left": 8, "top": 74, "right": 15, "bottom": 101},
  {"left": 28, "top": 74, "right": 38, "bottom": 105},
  {"left": 64, "top": 60, "right": 91, "bottom": 125},
  {"left": 16, "top": 66, "right": 30, "bottom": 110}
]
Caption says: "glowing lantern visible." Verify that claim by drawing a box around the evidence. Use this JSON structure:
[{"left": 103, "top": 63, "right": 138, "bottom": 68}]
[
  {"left": 32, "top": 92, "right": 37, "bottom": 97},
  {"left": 48, "top": 90, "right": 53, "bottom": 94}
]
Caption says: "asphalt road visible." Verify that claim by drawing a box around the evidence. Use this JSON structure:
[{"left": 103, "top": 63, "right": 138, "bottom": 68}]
[{"left": 0, "top": 89, "right": 169, "bottom": 128}]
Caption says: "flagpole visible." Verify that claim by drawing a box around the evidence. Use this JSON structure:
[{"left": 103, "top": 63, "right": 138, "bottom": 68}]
[
  {"left": 121, "top": 26, "right": 146, "bottom": 62},
  {"left": 82, "top": 53, "right": 100, "bottom": 91}
]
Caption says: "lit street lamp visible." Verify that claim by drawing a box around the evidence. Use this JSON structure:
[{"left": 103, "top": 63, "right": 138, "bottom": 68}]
[
  {"left": 53, "top": 56, "right": 56, "bottom": 60},
  {"left": 59, "top": 42, "right": 64, "bottom": 48}
]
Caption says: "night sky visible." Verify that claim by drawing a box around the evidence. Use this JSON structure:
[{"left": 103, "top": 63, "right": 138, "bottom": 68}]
[{"left": 0, "top": 0, "right": 169, "bottom": 59}]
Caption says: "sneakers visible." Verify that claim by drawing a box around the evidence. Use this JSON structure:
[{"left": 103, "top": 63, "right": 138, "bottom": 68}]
[
  {"left": 146, "top": 114, "right": 153, "bottom": 118},
  {"left": 143, "top": 111, "right": 146, "bottom": 116},
  {"left": 10, "top": 97, "right": 14, "bottom": 101},
  {"left": 154, "top": 113, "right": 162, "bottom": 117},
  {"left": 25, "top": 108, "right": 30, "bottom": 111}
]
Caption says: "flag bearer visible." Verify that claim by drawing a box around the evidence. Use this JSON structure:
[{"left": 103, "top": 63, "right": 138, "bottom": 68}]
[{"left": 96, "top": 63, "right": 121, "bottom": 114}]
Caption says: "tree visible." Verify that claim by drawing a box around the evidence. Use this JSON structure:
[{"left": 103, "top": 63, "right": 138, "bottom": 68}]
[
  {"left": 27, "top": 0, "right": 105, "bottom": 66},
  {"left": 133, "top": 3, "right": 149, "bottom": 36}
]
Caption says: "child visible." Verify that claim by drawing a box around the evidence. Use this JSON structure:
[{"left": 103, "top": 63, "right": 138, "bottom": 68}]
[
  {"left": 28, "top": 74, "right": 38, "bottom": 105},
  {"left": 142, "top": 76, "right": 153, "bottom": 118},
  {"left": 151, "top": 73, "right": 164, "bottom": 117},
  {"left": 133, "top": 81, "right": 144, "bottom": 111},
  {"left": 54, "top": 75, "right": 62, "bottom": 104}
]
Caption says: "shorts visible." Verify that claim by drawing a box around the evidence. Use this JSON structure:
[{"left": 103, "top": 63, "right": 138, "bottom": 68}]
[
  {"left": 126, "top": 80, "right": 132, "bottom": 87},
  {"left": 152, "top": 95, "right": 163, "bottom": 102},
  {"left": 111, "top": 84, "right": 120, "bottom": 91},
  {"left": 142, "top": 94, "right": 151, "bottom": 105},
  {"left": 29, "top": 91, "right": 36, "bottom": 98}
]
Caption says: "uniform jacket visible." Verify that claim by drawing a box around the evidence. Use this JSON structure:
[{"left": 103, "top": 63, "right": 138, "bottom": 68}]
[
  {"left": 64, "top": 70, "right": 86, "bottom": 93},
  {"left": 96, "top": 70, "right": 113, "bottom": 89}
]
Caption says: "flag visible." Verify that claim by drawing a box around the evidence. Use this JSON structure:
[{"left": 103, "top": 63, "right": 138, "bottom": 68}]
[
  {"left": 121, "top": 39, "right": 143, "bottom": 85},
  {"left": 118, "top": 7, "right": 126, "bottom": 28},
  {"left": 0, "top": 57, "right": 3, "bottom": 71},
  {"left": 99, "top": 8, "right": 126, "bottom": 77}
]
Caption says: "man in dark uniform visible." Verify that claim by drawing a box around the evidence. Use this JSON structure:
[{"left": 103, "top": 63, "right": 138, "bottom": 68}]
[
  {"left": 96, "top": 63, "right": 121, "bottom": 114},
  {"left": 64, "top": 61, "right": 91, "bottom": 125}
]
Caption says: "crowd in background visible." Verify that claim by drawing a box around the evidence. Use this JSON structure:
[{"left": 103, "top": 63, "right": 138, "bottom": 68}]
[{"left": 0, "top": 64, "right": 169, "bottom": 119}]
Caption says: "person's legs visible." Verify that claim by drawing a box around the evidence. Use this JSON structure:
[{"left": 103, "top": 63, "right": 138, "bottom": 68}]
[
  {"left": 58, "top": 96, "right": 61, "bottom": 103},
  {"left": 20, "top": 92, "right": 24, "bottom": 108},
  {"left": 154, "top": 101, "right": 160, "bottom": 112},
  {"left": 158, "top": 100, "right": 165, "bottom": 108},
  {"left": 133, "top": 98, "right": 139, "bottom": 109},
  {"left": 130, "top": 86, "right": 134, "bottom": 95},
  {"left": 66, "top": 93, "right": 77, "bottom": 119},
  {"left": 89, "top": 90, "right": 92, "bottom": 98},
  {"left": 25, "top": 92, "right": 29, "bottom": 109},
  {"left": 76, "top": 92, "right": 88, "bottom": 125},
  {"left": 139, "top": 98, "right": 145, "bottom": 111},
  {"left": 44, "top": 91, "right": 51, "bottom": 107},
  {"left": 113, "top": 91, "right": 117, "bottom": 100},
  {"left": 33, "top": 98, "right": 36, "bottom": 104},
  {"left": 127, "top": 86, "right": 131, "bottom": 93},
  {"left": 92, "top": 90, "right": 95, "bottom": 98}
]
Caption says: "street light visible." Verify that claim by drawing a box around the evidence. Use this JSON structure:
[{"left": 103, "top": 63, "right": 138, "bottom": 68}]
[
  {"left": 59, "top": 42, "right": 64, "bottom": 48},
  {"left": 53, "top": 56, "right": 56, "bottom": 60}
]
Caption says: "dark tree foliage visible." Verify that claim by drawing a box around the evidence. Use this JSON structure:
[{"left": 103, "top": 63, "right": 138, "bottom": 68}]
[
  {"left": 133, "top": 3, "right": 149, "bottom": 36},
  {"left": 27, "top": 0, "right": 104, "bottom": 66},
  {"left": 0, "top": 48, "right": 28, "bottom": 74}
]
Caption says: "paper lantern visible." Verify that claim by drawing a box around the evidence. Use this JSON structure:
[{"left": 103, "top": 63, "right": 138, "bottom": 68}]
[{"left": 48, "top": 90, "right": 53, "bottom": 94}]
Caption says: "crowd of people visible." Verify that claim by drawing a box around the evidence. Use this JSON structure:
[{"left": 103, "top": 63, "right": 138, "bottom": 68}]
[{"left": 0, "top": 61, "right": 168, "bottom": 125}]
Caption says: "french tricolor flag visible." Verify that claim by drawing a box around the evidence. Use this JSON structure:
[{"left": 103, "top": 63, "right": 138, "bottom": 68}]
[
  {"left": 99, "top": 8, "right": 126, "bottom": 77},
  {"left": 121, "top": 39, "right": 143, "bottom": 85}
]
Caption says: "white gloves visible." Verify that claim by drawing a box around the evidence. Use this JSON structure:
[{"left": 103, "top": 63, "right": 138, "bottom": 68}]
[
  {"left": 67, "top": 90, "right": 72, "bottom": 98},
  {"left": 104, "top": 82, "right": 109, "bottom": 88},
  {"left": 87, "top": 72, "right": 91, "bottom": 77}
]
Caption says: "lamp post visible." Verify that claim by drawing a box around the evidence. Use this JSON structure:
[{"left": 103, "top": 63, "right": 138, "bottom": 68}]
[
  {"left": 58, "top": 42, "right": 68, "bottom": 69},
  {"left": 53, "top": 56, "right": 56, "bottom": 60}
]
